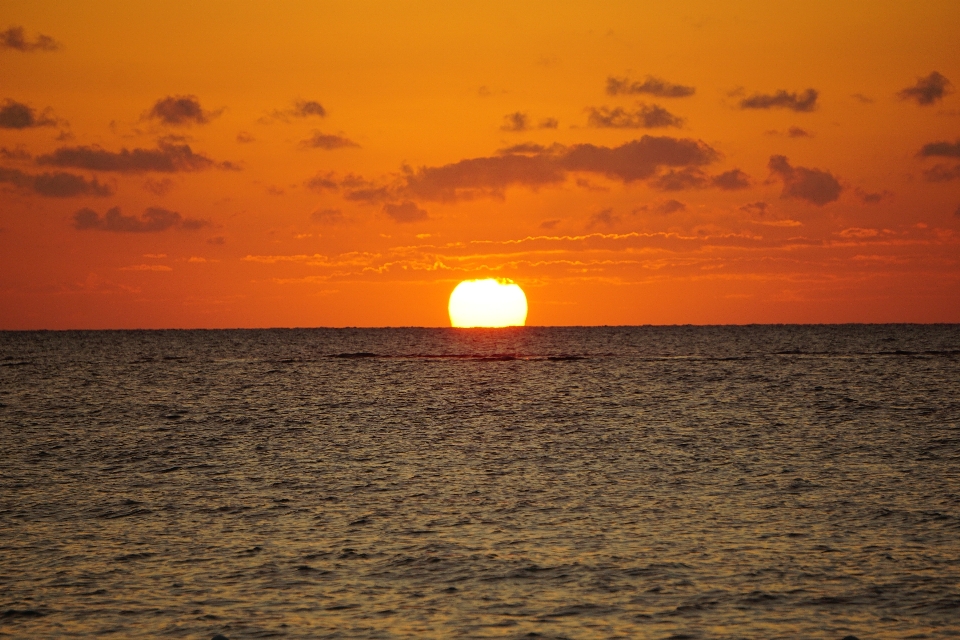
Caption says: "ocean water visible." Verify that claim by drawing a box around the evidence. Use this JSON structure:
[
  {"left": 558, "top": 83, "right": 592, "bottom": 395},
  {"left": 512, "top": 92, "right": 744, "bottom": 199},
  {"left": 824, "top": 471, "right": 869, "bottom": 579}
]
[{"left": 1, "top": 325, "right": 959, "bottom": 639}]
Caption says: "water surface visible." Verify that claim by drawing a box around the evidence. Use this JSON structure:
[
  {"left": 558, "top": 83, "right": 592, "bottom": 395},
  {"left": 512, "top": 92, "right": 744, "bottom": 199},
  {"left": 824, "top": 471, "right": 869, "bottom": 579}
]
[{"left": 1, "top": 326, "right": 958, "bottom": 638}]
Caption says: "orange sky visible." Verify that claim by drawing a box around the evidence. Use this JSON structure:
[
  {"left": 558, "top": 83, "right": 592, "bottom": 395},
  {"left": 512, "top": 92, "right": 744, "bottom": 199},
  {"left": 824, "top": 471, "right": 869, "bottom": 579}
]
[{"left": 2, "top": 1, "right": 959, "bottom": 328}]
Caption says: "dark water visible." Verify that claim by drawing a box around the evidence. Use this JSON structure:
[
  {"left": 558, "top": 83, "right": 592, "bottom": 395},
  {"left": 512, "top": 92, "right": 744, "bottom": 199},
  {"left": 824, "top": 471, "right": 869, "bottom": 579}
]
[{"left": 1, "top": 326, "right": 959, "bottom": 639}]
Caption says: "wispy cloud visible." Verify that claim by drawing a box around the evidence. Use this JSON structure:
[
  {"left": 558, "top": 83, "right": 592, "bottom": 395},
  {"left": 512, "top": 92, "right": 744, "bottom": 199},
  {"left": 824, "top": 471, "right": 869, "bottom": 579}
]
[
  {"left": 0, "top": 167, "right": 112, "bottom": 197},
  {"left": 606, "top": 75, "right": 695, "bottom": 98},
  {"left": 740, "top": 89, "right": 818, "bottom": 112},
  {"left": 73, "top": 206, "right": 209, "bottom": 232},
  {"left": 586, "top": 103, "right": 683, "bottom": 128},
  {"left": 0, "top": 26, "right": 59, "bottom": 52}
]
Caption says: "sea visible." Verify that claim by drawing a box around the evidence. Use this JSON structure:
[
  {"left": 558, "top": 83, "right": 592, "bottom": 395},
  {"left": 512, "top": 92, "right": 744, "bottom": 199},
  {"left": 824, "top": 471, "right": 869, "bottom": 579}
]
[{"left": 1, "top": 325, "right": 958, "bottom": 639}]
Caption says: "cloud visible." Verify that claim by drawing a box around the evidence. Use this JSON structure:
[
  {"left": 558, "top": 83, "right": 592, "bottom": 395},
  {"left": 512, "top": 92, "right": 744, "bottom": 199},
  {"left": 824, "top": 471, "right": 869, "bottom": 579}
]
[
  {"left": 0, "top": 167, "right": 112, "bottom": 197},
  {"left": 650, "top": 167, "right": 707, "bottom": 190},
  {"left": 404, "top": 153, "right": 565, "bottom": 201},
  {"left": 587, "top": 208, "right": 619, "bottom": 228},
  {"left": 0, "top": 26, "right": 59, "bottom": 52},
  {"left": 855, "top": 188, "right": 891, "bottom": 204},
  {"left": 501, "top": 112, "right": 528, "bottom": 132},
  {"left": 918, "top": 139, "right": 960, "bottom": 158},
  {"left": 955, "top": 204, "right": 960, "bottom": 218},
  {"left": 143, "top": 177, "right": 174, "bottom": 196},
  {"left": 0, "top": 99, "right": 57, "bottom": 129},
  {"left": 787, "top": 126, "right": 813, "bottom": 138},
  {"left": 236, "top": 131, "right": 255, "bottom": 143},
  {"left": 851, "top": 93, "right": 874, "bottom": 104},
  {"left": 923, "top": 164, "right": 960, "bottom": 182},
  {"left": 207, "top": 236, "right": 225, "bottom": 245},
  {"left": 740, "top": 201, "right": 768, "bottom": 215},
  {"left": 540, "top": 219, "right": 560, "bottom": 229},
  {"left": 712, "top": 168, "right": 751, "bottom": 190},
  {"left": 656, "top": 199, "right": 687, "bottom": 214},
  {"left": 740, "top": 89, "right": 818, "bottom": 112},
  {"left": 897, "top": 72, "right": 952, "bottom": 105},
  {"left": 768, "top": 155, "right": 842, "bottom": 205},
  {"left": 299, "top": 131, "right": 359, "bottom": 149},
  {"left": 292, "top": 100, "right": 326, "bottom": 117},
  {"left": 606, "top": 76, "right": 695, "bottom": 98},
  {"left": 587, "top": 103, "right": 683, "bottom": 128},
  {"left": 499, "top": 112, "right": 557, "bottom": 132},
  {"left": 382, "top": 201, "right": 428, "bottom": 223},
  {"left": 311, "top": 208, "right": 345, "bottom": 224},
  {"left": 0, "top": 145, "right": 30, "bottom": 160},
  {"left": 312, "top": 136, "right": 718, "bottom": 204},
  {"left": 147, "top": 95, "right": 220, "bottom": 126},
  {"left": 73, "top": 206, "right": 209, "bottom": 232},
  {"left": 36, "top": 142, "right": 222, "bottom": 172},
  {"left": 413, "top": 136, "right": 719, "bottom": 199},
  {"left": 497, "top": 142, "right": 549, "bottom": 155},
  {"left": 559, "top": 136, "right": 718, "bottom": 182},
  {"left": 262, "top": 99, "right": 328, "bottom": 123}
]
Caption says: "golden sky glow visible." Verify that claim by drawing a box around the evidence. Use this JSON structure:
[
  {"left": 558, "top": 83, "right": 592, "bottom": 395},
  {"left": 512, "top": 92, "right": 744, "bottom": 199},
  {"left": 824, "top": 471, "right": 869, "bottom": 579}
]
[{"left": 1, "top": 1, "right": 959, "bottom": 328}]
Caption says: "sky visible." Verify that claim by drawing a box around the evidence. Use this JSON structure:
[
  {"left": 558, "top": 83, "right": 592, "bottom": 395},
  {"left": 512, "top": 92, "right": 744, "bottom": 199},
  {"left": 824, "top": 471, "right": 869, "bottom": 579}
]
[{"left": 1, "top": 0, "right": 959, "bottom": 328}]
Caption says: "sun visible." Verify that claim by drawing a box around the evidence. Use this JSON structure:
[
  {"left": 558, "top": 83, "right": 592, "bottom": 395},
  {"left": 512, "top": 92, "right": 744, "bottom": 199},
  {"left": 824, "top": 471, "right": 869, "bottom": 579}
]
[{"left": 448, "top": 278, "right": 528, "bottom": 328}]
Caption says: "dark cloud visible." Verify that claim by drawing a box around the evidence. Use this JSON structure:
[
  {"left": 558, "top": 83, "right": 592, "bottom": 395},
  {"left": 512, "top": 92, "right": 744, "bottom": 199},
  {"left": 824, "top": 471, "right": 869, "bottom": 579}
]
[
  {"left": 587, "top": 208, "right": 619, "bottom": 228},
  {"left": 500, "top": 112, "right": 556, "bottom": 132},
  {"left": 207, "top": 236, "right": 225, "bottom": 245},
  {"left": 261, "top": 99, "right": 328, "bottom": 123},
  {"left": 236, "top": 131, "right": 255, "bottom": 143},
  {"left": 0, "top": 99, "right": 57, "bottom": 129},
  {"left": 650, "top": 167, "right": 707, "bottom": 190},
  {"left": 73, "top": 206, "right": 208, "bottom": 232},
  {"left": 918, "top": 139, "right": 960, "bottom": 158},
  {"left": 143, "top": 177, "right": 174, "bottom": 196},
  {"left": 0, "top": 167, "right": 112, "bottom": 197},
  {"left": 740, "top": 89, "right": 818, "bottom": 112},
  {"left": 854, "top": 188, "right": 891, "bottom": 204},
  {"left": 740, "top": 201, "right": 768, "bottom": 215},
  {"left": 606, "top": 76, "right": 695, "bottom": 98},
  {"left": 293, "top": 100, "right": 326, "bottom": 117},
  {"left": 36, "top": 142, "right": 219, "bottom": 173},
  {"left": 559, "top": 136, "right": 718, "bottom": 183},
  {"left": 311, "top": 208, "right": 345, "bottom": 224},
  {"left": 712, "top": 168, "right": 751, "bottom": 190},
  {"left": 897, "top": 72, "right": 952, "bottom": 105},
  {"left": 147, "top": 95, "right": 219, "bottom": 126},
  {"left": 305, "top": 171, "right": 340, "bottom": 191},
  {"left": 787, "top": 126, "right": 813, "bottom": 138},
  {"left": 768, "top": 155, "right": 842, "bottom": 205},
  {"left": 540, "top": 219, "right": 560, "bottom": 229},
  {"left": 312, "top": 136, "right": 718, "bottom": 204},
  {"left": 299, "top": 131, "right": 359, "bottom": 149},
  {"left": 955, "top": 204, "right": 960, "bottom": 218},
  {"left": 656, "top": 199, "right": 686, "bottom": 214},
  {"left": 382, "top": 201, "right": 428, "bottom": 223},
  {"left": 587, "top": 103, "right": 683, "bottom": 128},
  {"left": 404, "top": 153, "right": 565, "bottom": 201},
  {"left": 0, "top": 26, "right": 59, "bottom": 52},
  {"left": 501, "top": 112, "right": 529, "bottom": 132},
  {"left": 0, "top": 145, "right": 30, "bottom": 160},
  {"left": 923, "top": 164, "right": 960, "bottom": 182},
  {"left": 497, "top": 142, "right": 549, "bottom": 155},
  {"left": 851, "top": 93, "right": 874, "bottom": 104}
]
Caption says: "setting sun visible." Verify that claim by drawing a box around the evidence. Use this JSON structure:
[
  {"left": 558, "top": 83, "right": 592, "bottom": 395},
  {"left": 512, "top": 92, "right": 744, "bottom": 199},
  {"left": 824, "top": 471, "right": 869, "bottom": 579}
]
[{"left": 448, "top": 279, "right": 528, "bottom": 328}]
